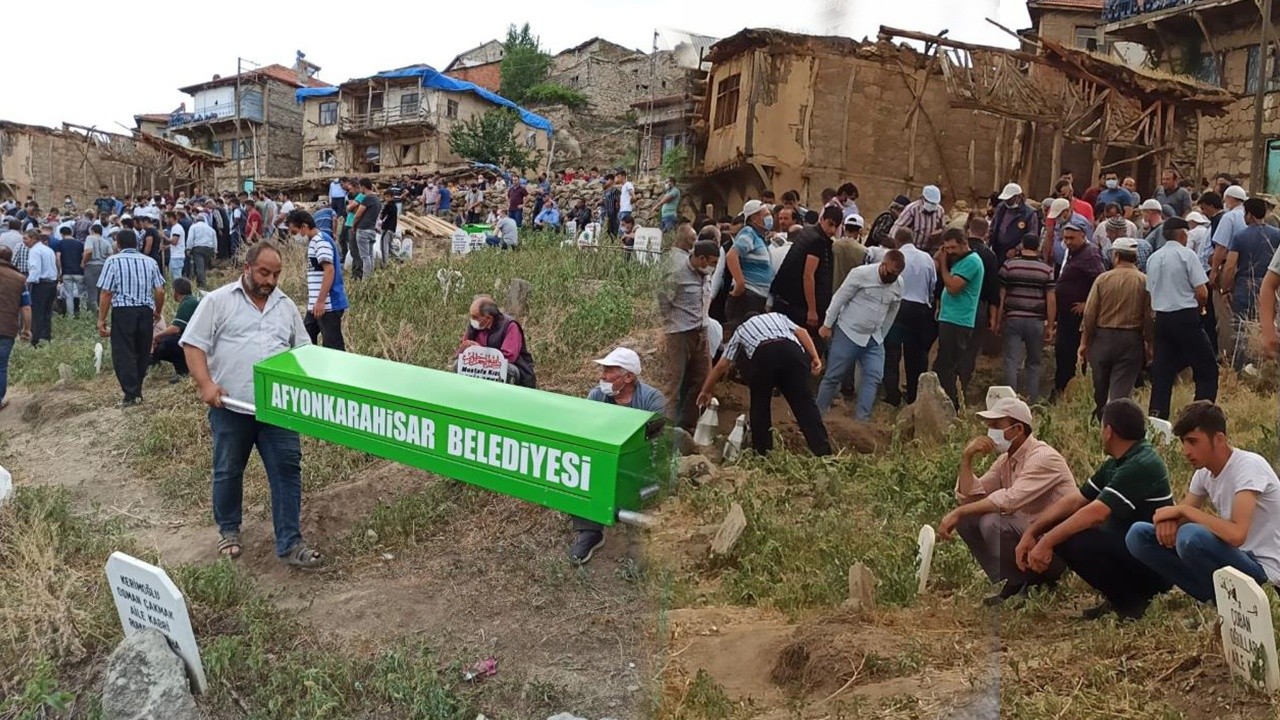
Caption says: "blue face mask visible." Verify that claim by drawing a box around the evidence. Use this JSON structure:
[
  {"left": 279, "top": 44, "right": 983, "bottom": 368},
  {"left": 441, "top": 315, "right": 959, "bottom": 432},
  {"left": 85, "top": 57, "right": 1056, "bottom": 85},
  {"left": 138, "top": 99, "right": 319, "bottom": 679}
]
[{"left": 763, "top": 215, "right": 775, "bottom": 231}]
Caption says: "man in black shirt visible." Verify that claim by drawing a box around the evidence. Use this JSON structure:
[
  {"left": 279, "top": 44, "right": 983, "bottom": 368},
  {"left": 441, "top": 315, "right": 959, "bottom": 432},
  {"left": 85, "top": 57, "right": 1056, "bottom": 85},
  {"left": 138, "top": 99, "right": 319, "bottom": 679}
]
[
  {"left": 965, "top": 217, "right": 1001, "bottom": 372},
  {"left": 379, "top": 188, "right": 398, "bottom": 271},
  {"left": 770, "top": 206, "right": 842, "bottom": 334}
]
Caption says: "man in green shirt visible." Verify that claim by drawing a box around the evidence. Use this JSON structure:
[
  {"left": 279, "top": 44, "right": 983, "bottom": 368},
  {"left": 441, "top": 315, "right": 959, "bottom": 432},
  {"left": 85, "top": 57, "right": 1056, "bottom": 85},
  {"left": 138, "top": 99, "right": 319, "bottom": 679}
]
[
  {"left": 1016, "top": 398, "right": 1173, "bottom": 620},
  {"left": 150, "top": 276, "right": 200, "bottom": 382},
  {"left": 657, "top": 178, "right": 681, "bottom": 233},
  {"left": 933, "top": 228, "right": 984, "bottom": 409}
]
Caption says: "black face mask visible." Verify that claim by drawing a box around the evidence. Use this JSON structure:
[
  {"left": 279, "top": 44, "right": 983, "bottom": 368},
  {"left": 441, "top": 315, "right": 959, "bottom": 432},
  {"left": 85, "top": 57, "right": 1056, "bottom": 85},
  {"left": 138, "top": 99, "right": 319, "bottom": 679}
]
[{"left": 880, "top": 271, "right": 900, "bottom": 284}]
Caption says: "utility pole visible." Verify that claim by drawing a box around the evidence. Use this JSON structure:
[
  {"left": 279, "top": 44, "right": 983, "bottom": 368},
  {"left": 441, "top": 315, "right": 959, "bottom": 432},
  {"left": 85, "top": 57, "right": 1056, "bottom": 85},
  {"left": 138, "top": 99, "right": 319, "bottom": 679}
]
[
  {"left": 1250, "top": 0, "right": 1273, "bottom": 189},
  {"left": 236, "top": 56, "right": 243, "bottom": 190}
]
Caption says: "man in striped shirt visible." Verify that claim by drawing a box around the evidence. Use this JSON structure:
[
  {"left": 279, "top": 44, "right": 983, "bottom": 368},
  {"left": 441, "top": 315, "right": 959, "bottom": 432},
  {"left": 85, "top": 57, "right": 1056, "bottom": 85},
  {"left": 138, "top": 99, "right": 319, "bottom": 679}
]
[
  {"left": 97, "top": 230, "right": 166, "bottom": 406},
  {"left": 997, "top": 233, "right": 1056, "bottom": 403},
  {"left": 696, "top": 312, "right": 831, "bottom": 457},
  {"left": 890, "top": 185, "right": 946, "bottom": 250},
  {"left": 287, "top": 209, "right": 348, "bottom": 350}
]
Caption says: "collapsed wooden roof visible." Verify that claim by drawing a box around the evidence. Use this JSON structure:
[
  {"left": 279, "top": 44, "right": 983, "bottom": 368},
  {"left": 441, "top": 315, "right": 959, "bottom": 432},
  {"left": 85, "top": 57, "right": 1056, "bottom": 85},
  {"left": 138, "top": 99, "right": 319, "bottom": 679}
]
[{"left": 706, "top": 28, "right": 923, "bottom": 66}]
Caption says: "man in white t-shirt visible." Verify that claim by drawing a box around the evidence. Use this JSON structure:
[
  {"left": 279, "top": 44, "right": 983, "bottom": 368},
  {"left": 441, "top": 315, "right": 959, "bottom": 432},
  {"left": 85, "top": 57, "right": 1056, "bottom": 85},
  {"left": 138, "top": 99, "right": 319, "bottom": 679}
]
[
  {"left": 165, "top": 211, "right": 186, "bottom": 282},
  {"left": 1126, "top": 401, "right": 1280, "bottom": 600},
  {"left": 618, "top": 169, "right": 635, "bottom": 222}
]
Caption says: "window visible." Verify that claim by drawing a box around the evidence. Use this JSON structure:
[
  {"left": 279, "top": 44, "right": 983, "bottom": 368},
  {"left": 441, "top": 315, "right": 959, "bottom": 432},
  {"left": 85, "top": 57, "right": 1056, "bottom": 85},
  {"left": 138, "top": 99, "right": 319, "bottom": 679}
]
[
  {"left": 318, "top": 101, "right": 338, "bottom": 126},
  {"left": 713, "top": 73, "right": 741, "bottom": 129},
  {"left": 1195, "top": 51, "right": 1226, "bottom": 88},
  {"left": 446, "top": 99, "right": 459, "bottom": 119},
  {"left": 230, "top": 138, "right": 253, "bottom": 159},
  {"left": 210, "top": 140, "right": 223, "bottom": 157},
  {"left": 319, "top": 149, "right": 336, "bottom": 168},
  {"left": 370, "top": 91, "right": 384, "bottom": 111},
  {"left": 1073, "top": 26, "right": 1096, "bottom": 51},
  {"left": 1246, "top": 45, "right": 1280, "bottom": 94},
  {"left": 400, "top": 92, "right": 419, "bottom": 115}
]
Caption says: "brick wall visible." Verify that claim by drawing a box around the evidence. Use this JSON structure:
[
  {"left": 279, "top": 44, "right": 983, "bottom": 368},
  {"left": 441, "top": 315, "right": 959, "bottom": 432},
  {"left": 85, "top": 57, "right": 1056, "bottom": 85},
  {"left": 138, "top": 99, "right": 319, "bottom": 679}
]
[{"left": 446, "top": 62, "right": 502, "bottom": 93}]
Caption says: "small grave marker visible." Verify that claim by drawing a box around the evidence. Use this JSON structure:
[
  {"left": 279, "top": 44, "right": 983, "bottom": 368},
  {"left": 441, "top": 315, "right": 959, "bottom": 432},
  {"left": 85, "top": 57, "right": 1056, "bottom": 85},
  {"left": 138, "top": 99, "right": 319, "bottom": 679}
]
[
  {"left": 916, "top": 525, "right": 936, "bottom": 595},
  {"left": 1213, "top": 566, "right": 1279, "bottom": 692},
  {"left": 456, "top": 346, "right": 509, "bottom": 383},
  {"left": 104, "top": 552, "right": 206, "bottom": 694}
]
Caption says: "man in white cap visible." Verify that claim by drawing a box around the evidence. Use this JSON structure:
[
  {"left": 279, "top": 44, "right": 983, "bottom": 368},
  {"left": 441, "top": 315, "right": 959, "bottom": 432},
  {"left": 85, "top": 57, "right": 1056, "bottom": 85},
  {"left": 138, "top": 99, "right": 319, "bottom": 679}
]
[
  {"left": 724, "top": 199, "right": 775, "bottom": 338},
  {"left": 1079, "top": 237, "right": 1152, "bottom": 420},
  {"left": 988, "top": 182, "right": 1040, "bottom": 266},
  {"left": 832, "top": 210, "right": 868, "bottom": 288},
  {"left": 1041, "top": 197, "right": 1074, "bottom": 267},
  {"left": 1208, "top": 185, "right": 1249, "bottom": 292},
  {"left": 569, "top": 347, "right": 668, "bottom": 564},
  {"left": 891, "top": 185, "right": 946, "bottom": 250},
  {"left": 937, "top": 397, "right": 1076, "bottom": 605},
  {"left": 1138, "top": 198, "right": 1169, "bottom": 252},
  {"left": 1185, "top": 210, "right": 1212, "bottom": 262}
]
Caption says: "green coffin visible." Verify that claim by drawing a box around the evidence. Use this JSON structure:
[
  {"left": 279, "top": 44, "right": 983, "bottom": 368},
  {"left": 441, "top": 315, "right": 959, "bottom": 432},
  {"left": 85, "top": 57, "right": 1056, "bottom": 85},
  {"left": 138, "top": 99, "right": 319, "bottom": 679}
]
[{"left": 252, "top": 346, "right": 660, "bottom": 525}]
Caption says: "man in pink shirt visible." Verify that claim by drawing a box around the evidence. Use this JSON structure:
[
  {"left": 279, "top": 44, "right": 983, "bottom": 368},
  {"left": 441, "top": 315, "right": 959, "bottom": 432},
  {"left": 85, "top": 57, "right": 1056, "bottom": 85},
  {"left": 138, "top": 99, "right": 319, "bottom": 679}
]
[
  {"left": 457, "top": 294, "right": 537, "bottom": 388},
  {"left": 937, "top": 397, "right": 1077, "bottom": 605}
]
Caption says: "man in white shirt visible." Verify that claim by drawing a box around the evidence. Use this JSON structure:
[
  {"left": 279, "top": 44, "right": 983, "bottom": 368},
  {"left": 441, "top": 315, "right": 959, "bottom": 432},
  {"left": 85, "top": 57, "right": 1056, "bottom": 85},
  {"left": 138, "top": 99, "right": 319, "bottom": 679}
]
[
  {"left": 24, "top": 230, "right": 58, "bottom": 346},
  {"left": 1127, "top": 401, "right": 1280, "bottom": 600},
  {"left": 815, "top": 251, "right": 905, "bottom": 420},
  {"left": 618, "top": 170, "right": 635, "bottom": 221},
  {"left": 186, "top": 214, "right": 217, "bottom": 289},
  {"left": 165, "top": 211, "right": 186, "bottom": 282}
]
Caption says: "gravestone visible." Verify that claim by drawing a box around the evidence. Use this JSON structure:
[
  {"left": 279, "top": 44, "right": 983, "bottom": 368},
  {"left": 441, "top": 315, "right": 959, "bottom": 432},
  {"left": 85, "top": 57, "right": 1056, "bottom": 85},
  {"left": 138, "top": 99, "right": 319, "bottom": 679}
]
[
  {"left": 917, "top": 525, "right": 936, "bottom": 595},
  {"left": 1148, "top": 417, "right": 1175, "bottom": 445},
  {"left": 451, "top": 229, "right": 471, "bottom": 255},
  {"left": 633, "top": 228, "right": 663, "bottom": 266},
  {"left": 507, "top": 278, "right": 532, "bottom": 319},
  {"left": 845, "top": 562, "right": 877, "bottom": 613},
  {"left": 0, "top": 465, "right": 11, "bottom": 507},
  {"left": 895, "top": 372, "right": 956, "bottom": 443},
  {"left": 1213, "top": 566, "right": 1279, "bottom": 692},
  {"left": 456, "top": 346, "right": 509, "bottom": 384},
  {"left": 709, "top": 502, "right": 747, "bottom": 557},
  {"left": 104, "top": 552, "right": 206, "bottom": 693}
]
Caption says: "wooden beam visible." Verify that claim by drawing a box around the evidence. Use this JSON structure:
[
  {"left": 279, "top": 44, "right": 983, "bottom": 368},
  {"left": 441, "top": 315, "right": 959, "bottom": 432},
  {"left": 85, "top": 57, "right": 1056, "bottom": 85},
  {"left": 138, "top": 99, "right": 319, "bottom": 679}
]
[
  {"left": 1102, "top": 144, "right": 1174, "bottom": 170},
  {"left": 1051, "top": 128, "right": 1064, "bottom": 183},
  {"left": 1192, "top": 11, "right": 1216, "bottom": 54},
  {"left": 880, "top": 25, "right": 1043, "bottom": 65}
]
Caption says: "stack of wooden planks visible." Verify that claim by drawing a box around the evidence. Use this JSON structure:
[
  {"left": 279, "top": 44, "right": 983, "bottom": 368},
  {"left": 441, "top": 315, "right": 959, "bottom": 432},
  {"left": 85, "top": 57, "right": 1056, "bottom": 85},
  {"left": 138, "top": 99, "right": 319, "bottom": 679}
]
[{"left": 399, "top": 212, "right": 461, "bottom": 238}]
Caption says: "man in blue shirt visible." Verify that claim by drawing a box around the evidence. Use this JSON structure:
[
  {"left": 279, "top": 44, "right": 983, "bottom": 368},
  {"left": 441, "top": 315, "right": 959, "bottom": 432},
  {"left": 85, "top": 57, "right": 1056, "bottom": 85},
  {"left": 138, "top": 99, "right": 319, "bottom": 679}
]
[
  {"left": 725, "top": 199, "right": 774, "bottom": 338},
  {"left": 1093, "top": 170, "right": 1136, "bottom": 216},
  {"left": 97, "top": 230, "right": 166, "bottom": 406},
  {"left": 569, "top": 347, "right": 667, "bottom": 565},
  {"left": 1222, "top": 198, "right": 1280, "bottom": 370}
]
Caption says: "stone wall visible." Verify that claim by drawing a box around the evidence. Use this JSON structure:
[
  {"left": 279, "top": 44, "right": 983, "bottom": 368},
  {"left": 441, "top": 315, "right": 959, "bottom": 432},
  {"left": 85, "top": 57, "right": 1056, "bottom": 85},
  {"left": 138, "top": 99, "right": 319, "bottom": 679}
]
[
  {"left": 698, "top": 43, "right": 1003, "bottom": 218},
  {"left": 301, "top": 96, "right": 342, "bottom": 178},
  {"left": 548, "top": 50, "right": 687, "bottom": 119},
  {"left": 0, "top": 124, "right": 213, "bottom": 207},
  {"left": 264, "top": 81, "right": 304, "bottom": 180}
]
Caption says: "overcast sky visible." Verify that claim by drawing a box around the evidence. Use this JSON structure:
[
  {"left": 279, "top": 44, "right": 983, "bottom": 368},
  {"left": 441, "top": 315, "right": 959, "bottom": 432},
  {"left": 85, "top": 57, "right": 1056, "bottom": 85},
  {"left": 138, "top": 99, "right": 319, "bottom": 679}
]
[{"left": 9, "top": 0, "right": 1030, "bottom": 130}]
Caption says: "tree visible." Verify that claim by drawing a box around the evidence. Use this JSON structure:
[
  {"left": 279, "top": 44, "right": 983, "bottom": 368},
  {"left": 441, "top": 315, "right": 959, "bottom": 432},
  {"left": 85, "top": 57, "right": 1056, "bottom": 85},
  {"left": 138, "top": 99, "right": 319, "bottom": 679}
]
[
  {"left": 448, "top": 108, "right": 540, "bottom": 172},
  {"left": 500, "top": 23, "right": 551, "bottom": 104}
]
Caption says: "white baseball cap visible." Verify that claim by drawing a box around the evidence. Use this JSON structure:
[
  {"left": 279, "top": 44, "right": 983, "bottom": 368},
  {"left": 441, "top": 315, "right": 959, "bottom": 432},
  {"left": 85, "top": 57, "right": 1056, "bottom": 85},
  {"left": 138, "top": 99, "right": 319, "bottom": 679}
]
[
  {"left": 844, "top": 213, "right": 865, "bottom": 228},
  {"left": 1111, "top": 238, "right": 1139, "bottom": 252},
  {"left": 742, "top": 199, "right": 769, "bottom": 219},
  {"left": 1047, "top": 198, "right": 1071, "bottom": 217},
  {"left": 997, "top": 182, "right": 1023, "bottom": 201},
  {"left": 1186, "top": 211, "right": 1209, "bottom": 225},
  {"left": 1139, "top": 198, "right": 1164, "bottom": 212},
  {"left": 594, "top": 347, "right": 642, "bottom": 375},
  {"left": 922, "top": 185, "right": 942, "bottom": 204},
  {"left": 976, "top": 397, "right": 1034, "bottom": 427},
  {"left": 1224, "top": 185, "right": 1249, "bottom": 201}
]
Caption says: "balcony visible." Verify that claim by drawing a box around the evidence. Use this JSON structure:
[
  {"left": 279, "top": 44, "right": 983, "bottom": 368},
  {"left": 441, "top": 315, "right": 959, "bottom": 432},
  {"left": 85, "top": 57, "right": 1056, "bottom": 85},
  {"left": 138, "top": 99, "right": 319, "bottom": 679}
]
[
  {"left": 169, "top": 94, "right": 264, "bottom": 128},
  {"left": 339, "top": 102, "right": 433, "bottom": 136},
  {"left": 1102, "top": 0, "right": 1196, "bottom": 23}
]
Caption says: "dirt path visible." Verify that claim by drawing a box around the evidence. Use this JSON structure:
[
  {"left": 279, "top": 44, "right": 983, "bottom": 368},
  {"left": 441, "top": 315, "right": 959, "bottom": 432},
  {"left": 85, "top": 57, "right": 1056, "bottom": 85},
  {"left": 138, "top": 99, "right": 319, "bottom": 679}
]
[{"left": 3, "top": 374, "right": 658, "bottom": 719}]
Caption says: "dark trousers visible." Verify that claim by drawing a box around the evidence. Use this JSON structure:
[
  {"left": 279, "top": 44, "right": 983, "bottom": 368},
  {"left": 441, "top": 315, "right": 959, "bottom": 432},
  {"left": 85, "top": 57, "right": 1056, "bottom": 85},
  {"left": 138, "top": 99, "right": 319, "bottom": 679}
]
[
  {"left": 304, "top": 310, "right": 346, "bottom": 351},
  {"left": 933, "top": 321, "right": 973, "bottom": 409},
  {"left": 340, "top": 227, "right": 363, "bottom": 279},
  {"left": 29, "top": 280, "right": 57, "bottom": 346},
  {"left": 1149, "top": 308, "right": 1218, "bottom": 420},
  {"left": 110, "top": 306, "right": 153, "bottom": 401},
  {"left": 1202, "top": 294, "right": 1219, "bottom": 357},
  {"left": 1053, "top": 310, "right": 1083, "bottom": 394},
  {"left": 958, "top": 513, "right": 1064, "bottom": 586},
  {"left": 189, "top": 247, "right": 214, "bottom": 288},
  {"left": 883, "top": 300, "right": 936, "bottom": 406},
  {"left": 744, "top": 340, "right": 831, "bottom": 457},
  {"left": 666, "top": 328, "right": 711, "bottom": 431},
  {"left": 1055, "top": 525, "right": 1171, "bottom": 611},
  {"left": 1087, "top": 328, "right": 1144, "bottom": 419},
  {"left": 149, "top": 334, "right": 188, "bottom": 375},
  {"left": 210, "top": 406, "right": 303, "bottom": 557}
]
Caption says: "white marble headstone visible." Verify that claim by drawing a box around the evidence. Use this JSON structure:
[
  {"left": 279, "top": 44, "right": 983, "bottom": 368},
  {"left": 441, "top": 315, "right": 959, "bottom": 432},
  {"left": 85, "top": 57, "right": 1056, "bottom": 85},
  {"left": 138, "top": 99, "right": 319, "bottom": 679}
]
[
  {"left": 1214, "top": 566, "right": 1279, "bottom": 692},
  {"left": 0, "top": 465, "right": 12, "bottom": 506},
  {"left": 917, "top": 524, "right": 936, "bottom": 595},
  {"left": 105, "top": 552, "right": 206, "bottom": 693}
]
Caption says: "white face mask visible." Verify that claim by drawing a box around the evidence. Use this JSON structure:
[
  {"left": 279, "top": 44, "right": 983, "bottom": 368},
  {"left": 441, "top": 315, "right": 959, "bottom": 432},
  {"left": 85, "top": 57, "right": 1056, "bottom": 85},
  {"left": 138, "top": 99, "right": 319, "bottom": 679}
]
[
  {"left": 597, "top": 379, "right": 618, "bottom": 397},
  {"left": 469, "top": 318, "right": 483, "bottom": 330},
  {"left": 988, "top": 427, "right": 1013, "bottom": 454}
]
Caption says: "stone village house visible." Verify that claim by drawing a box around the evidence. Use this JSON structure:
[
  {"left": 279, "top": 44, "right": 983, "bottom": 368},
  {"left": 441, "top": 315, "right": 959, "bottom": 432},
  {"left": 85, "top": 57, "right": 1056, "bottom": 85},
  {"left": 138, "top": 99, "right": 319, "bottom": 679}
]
[{"left": 688, "top": 27, "right": 1233, "bottom": 218}]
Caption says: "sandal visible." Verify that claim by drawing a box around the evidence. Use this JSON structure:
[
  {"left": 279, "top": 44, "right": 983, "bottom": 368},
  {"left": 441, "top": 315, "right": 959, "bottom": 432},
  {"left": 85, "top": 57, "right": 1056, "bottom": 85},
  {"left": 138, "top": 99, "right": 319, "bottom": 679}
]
[
  {"left": 280, "top": 542, "right": 323, "bottom": 569},
  {"left": 218, "top": 531, "right": 242, "bottom": 559}
]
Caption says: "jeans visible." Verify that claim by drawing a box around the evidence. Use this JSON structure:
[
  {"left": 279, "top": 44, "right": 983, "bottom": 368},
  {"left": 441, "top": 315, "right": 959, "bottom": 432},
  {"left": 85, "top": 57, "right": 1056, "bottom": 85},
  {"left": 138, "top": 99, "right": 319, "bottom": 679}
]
[
  {"left": 816, "top": 329, "right": 884, "bottom": 421},
  {"left": 189, "top": 247, "right": 214, "bottom": 288},
  {"left": 933, "top": 321, "right": 973, "bottom": 410},
  {"left": 304, "top": 309, "right": 346, "bottom": 351},
  {"left": 61, "top": 274, "right": 84, "bottom": 317},
  {"left": 1149, "top": 308, "right": 1218, "bottom": 419},
  {"left": 356, "top": 229, "right": 378, "bottom": 279},
  {"left": 110, "top": 306, "right": 153, "bottom": 401},
  {"left": 1002, "top": 316, "right": 1045, "bottom": 402},
  {"left": 0, "top": 336, "right": 13, "bottom": 401},
  {"left": 883, "top": 300, "right": 936, "bottom": 405},
  {"left": 509, "top": 208, "right": 523, "bottom": 227},
  {"left": 169, "top": 258, "right": 185, "bottom": 284},
  {"left": 380, "top": 230, "right": 394, "bottom": 268},
  {"left": 209, "top": 406, "right": 304, "bottom": 557},
  {"left": 1126, "top": 522, "right": 1270, "bottom": 603},
  {"left": 83, "top": 262, "right": 104, "bottom": 313},
  {"left": 661, "top": 216, "right": 677, "bottom": 233}
]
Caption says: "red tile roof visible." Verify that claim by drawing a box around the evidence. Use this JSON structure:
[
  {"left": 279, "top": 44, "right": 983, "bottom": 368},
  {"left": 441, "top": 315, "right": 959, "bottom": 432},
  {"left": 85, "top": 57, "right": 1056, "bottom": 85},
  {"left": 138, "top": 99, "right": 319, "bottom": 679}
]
[
  {"left": 134, "top": 113, "right": 173, "bottom": 124},
  {"left": 179, "top": 64, "right": 331, "bottom": 94}
]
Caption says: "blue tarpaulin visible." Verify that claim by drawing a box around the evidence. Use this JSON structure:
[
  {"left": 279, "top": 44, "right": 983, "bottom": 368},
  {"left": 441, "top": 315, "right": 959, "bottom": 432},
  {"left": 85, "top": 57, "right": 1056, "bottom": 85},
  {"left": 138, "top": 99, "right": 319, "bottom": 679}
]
[{"left": 295, "top": 65, "right": 553, "bottom": 135}]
